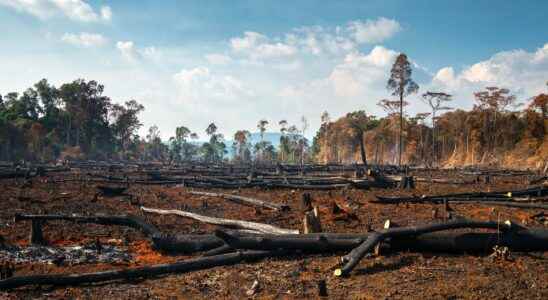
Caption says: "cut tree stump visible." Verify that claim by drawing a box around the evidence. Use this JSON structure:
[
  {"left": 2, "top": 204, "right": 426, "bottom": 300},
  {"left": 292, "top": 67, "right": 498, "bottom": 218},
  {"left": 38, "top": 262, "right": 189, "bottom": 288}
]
[
  {"left": 30, "top": 220, "right": 46, "bottom": 245},
  {"left": 303, "top": 207, "right": 322, "bottom": 234}
]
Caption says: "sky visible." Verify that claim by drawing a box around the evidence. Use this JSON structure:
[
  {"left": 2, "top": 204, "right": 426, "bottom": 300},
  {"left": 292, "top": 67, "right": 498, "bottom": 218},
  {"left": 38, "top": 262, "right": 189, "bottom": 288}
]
[{"left": 0, "top": 0, "right": 547, "bottom": 140}]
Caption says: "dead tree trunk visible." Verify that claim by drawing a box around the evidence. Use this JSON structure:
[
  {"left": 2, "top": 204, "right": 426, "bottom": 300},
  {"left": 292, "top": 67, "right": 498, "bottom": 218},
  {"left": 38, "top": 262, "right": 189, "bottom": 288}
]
[
  {"left": 335, "top": 220, "right": 512, "bottom": 277},
  {"left": 141, "top": 206, "right": 298, "bottom": 235},
  {"left": 188, "top": 191, "right": 289, "bottom": 211},
  {"left": 0, "top": 250, "right": 286, "bottom": 290}
]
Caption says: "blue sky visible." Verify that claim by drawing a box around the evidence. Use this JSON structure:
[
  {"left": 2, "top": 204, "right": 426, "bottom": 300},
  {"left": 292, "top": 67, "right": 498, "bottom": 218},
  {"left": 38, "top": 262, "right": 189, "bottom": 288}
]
[{"left": 1, "top": 0, "right": 547, "bottom": 139}]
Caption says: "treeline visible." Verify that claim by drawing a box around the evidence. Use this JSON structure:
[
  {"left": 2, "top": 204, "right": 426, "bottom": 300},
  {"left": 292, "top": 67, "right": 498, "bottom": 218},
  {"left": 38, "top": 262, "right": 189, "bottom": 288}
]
[
  {"left": 0, "top": 79, "right": 146, "bottom": 161},
  {"left": 311, "top": 90, "right": 547, "bottom": 169},
  {"left": 311, "top": 53, "right": 546, "bottom": 170},
  {"left": 0, "top": 78, "right": 313, "bottom": 165},
  {"left": 1, "top": 76, "right": 546, "bottom": 169}
]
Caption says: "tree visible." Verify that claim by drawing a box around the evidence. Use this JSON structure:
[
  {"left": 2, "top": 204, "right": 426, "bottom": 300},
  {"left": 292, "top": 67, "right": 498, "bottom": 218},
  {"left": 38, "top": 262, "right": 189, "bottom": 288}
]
[
  {"left": 377, "top": 99, "right": 408, "bottom": 164},
  {"left": 146, "top": 125, "right": 162, "bottom": 160},
  {"left": 387, "top": 53, "right": 419, "bottom": 166},
  {"left": 421, "top": 92, "right": 452, "bottom": 165},
  {"left": 474, "top": 87, "right": 517, "bottom": 154},
  {"left": 110, "top": 100, "right": 144, "bottom": 157},
  {"left": 278, "top": 120, "right": 289, "bottom": 162},
  {"left": 346, "top": 111, "right": 375, "bottom": 166},
  {"left": 202, "top": 122, "right": 225, "bottom": 163},
  {"left": 529, "top": 93, "right": 547, "bottom": 119},
  {"left": 233, "top": 130, "right": 251, "bottom": 163},
  {"left": 256, "top": 119, "right": 269, "bottom": 162},
  {"left": 300, "top": 116, "right": 308, "bottom": 168}
]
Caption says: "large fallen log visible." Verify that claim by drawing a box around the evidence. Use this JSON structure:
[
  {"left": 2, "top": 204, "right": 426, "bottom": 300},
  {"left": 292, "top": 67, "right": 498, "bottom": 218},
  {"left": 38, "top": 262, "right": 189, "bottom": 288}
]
[
  {"left": 188, "top": 191, "right": 289, "bottom": 211},
  {"left": 215, "top": 228, "right": 548, "bottom": 253},
  {"left": 335, "top": 219, "right": 512, "bottom": 277},
  {"left": 0, "top": 250, "right": 286, "bottom": 290},
  {"left": 141, "top": 206, "right": 299, "bottom": 235},
  {"left": 374, "top": 186, "right": 548, "bottom": 204}
]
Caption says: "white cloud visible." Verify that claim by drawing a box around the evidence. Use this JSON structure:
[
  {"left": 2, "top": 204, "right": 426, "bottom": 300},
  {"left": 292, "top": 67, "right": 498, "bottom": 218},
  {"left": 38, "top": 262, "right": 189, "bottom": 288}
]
[
  {"left": 205, "top": 53, "right": 232, "bottom": 65},
  {"left": 275, "top": 45, "right": 401, "bottom": 125},
  {"left": 347, "top": 17, "right": 401, "bottom": 44},
  {"left": 0, "top": 0, "right": 112, "bottom": 22},
  {"left": 116, "top": 41, "right": 139, "bottom": 62},
  {"left": 224, "top": 17, "right": 400, "bottom": 64},
  {"left": 429, "top": 43, "right": 548, "bottom": 106},
  {"left": 116, "top": 42, "right": 168, "bottom": 63},
  {"left": 100, "top": 5, "right": 112, "bottom": 21},
  {"left": 61, "top": 32, "right": 108, "bottom": 47},
  {"left": 230, "top": 31, "right": 298, "bottom": 60},
  {"left": 288, "top": 26, "right": 356, "bottom": 56},
  {"left": 173, "top": 67, "right": 253, "bottom": 103}
]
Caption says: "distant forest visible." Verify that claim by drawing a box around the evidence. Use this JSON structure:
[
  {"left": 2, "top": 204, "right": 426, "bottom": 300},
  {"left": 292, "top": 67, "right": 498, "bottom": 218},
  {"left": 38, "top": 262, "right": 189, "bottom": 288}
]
[{"left": 1, "top": 54, "right": 546, "bottom": 169}]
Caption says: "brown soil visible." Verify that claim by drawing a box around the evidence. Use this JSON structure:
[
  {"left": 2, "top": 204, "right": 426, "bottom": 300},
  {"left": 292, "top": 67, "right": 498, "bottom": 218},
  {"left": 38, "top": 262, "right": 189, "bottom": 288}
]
[{"left": 0, "top": 171, "right": 546, "bottom": 299}]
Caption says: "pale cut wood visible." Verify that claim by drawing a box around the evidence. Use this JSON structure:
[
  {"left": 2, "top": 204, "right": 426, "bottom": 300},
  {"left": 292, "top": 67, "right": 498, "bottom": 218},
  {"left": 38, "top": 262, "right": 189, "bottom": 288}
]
[{"left": 141, "top": 206, "right": 298, "bottom": 235}]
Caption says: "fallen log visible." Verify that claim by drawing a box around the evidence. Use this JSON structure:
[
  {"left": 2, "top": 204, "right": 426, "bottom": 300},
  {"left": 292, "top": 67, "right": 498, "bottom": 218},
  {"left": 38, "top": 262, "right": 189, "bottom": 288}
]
[
  {"left": 0, "top": 250, "right": 286, "bottom": 290},
  {"left": 215, "top": 228, "right": 548, "bottom": 253},
  {"left": 374, "top": 186, "right": 548, "bottom": 204},
  {"left": 447, "top": 200, "right": 548, "bottom": 210},
  {"left": 335, "top": 219, "right": 512, "bottom": 277},
  {"left": 141, "top": 206, "right": 299, "bottom": 235},
  {"left": 188, "top": 191, "right": 289, "bottom": 211},
  {"left": 14, "top": 214, "right": 161, "bottom": 237}
]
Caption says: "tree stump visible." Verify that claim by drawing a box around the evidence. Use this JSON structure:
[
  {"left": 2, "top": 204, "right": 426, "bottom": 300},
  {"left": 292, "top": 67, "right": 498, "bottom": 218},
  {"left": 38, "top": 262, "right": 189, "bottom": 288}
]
[
  {"left": 317, "top": 279, "right": 328, "bottom": 297},
  {"left": 30, "top": 220, "right": 46, "bottom": 245},
  {"left": 399, "top": 176, "right": 415, "bottom": 189},
  {"left": 301, "top": 193, "right": 313, "bottom": 212},
  {"left": 303, "top": 207, "right": 322, "bottom": 234}
]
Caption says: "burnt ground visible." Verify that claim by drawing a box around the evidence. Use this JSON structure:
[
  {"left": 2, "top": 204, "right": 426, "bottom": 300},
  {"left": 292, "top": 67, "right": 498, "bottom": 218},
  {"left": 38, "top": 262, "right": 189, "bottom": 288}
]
[{"left": 0, "top": 171, "right": 547, "bottom": 299}]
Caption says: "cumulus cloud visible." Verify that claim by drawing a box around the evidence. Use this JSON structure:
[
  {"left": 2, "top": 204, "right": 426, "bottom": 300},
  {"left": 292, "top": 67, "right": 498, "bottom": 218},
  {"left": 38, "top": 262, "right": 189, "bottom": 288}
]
[
  {"left": 116, "top": 41, "right": 139, "bottom": 62},
  {"left": 173, "top": 67, "right": 253, "bottom": 103},
  {"left": 287, "top": 26, "right": 356, "bottom": 56},
  {"left": 61, "top": 32, "right": 108, "bottom": 47},
  {"left": 328, "top": 46, "right": 398, "bottom": 97},
  {"left": 430, "top": 43, "right": 548, "bottom": 107},
  {"left": 0, "top": 0, "right": 112, "bottom": 22},
  {"left": 230, "top": 31, "right": 298, "bottom": 60},
  {"left": 224, "top": 17, "right": 400, "bottom": 63},
  {"left": 116, "top": 42, "right": 167, "bottom": 63},
  {"left": 347, "top": 17, "right": 401, "bottom": 44}
]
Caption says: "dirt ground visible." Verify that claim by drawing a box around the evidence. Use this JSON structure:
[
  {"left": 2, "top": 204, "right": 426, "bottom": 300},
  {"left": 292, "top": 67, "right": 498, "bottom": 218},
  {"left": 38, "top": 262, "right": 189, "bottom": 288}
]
[{"left": 0, "top": 170, "right": 546, "bottom": 299}]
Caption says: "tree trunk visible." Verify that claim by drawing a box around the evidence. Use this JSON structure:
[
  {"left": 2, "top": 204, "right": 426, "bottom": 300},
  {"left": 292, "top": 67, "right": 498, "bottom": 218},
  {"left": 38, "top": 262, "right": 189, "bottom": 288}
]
[
  {"left": 358, "top": 131, "right": 367, "bottom": 167},
  {"left": 335, "top": 220, "right": 510, "bottom": 277},
  {"left": 399, "top": 91, "right": 404, "bottom": 167},
  {"left": 141, "top": 206, "right": 298, "bottom": 235}
]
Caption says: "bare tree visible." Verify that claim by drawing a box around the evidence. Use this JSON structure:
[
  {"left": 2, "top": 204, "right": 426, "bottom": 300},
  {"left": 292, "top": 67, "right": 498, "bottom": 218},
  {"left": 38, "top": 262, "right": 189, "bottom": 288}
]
[
  {"left": 387, "top": 53, "right": 419, "bottom": 166},
  {"left": 300, "top": 116, "right": 308, "bottom": 169},
  {"left": 421, "top": 92, "right": 452, "bottom": 165}
]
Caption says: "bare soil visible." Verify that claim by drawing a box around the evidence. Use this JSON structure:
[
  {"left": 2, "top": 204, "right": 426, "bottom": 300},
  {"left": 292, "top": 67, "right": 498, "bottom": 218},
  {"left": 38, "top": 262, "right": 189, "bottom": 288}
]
[{"left": 0, "top": 171, "right": 546, "bottom": 299}]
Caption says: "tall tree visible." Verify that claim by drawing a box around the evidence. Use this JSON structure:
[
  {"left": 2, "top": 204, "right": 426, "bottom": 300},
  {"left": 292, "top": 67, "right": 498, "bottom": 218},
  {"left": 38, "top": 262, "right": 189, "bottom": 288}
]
[
  {"left": 387, "top": 53, "right": 419, "bottom": 166},
  {"left": 421, "top": 92, "right": 452, "bottom": 165},
  {"left": 300, "top": 116, "right": 308, "bottom": 168},
  {"left": 278, "top": 120, "right": 289, "bottom": 162},
  {"left": 233, "top": 130, "right": 251, "bottom": 162},
  {"left": 256, "top": 119, "right": 269, "bottom": 162}
]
